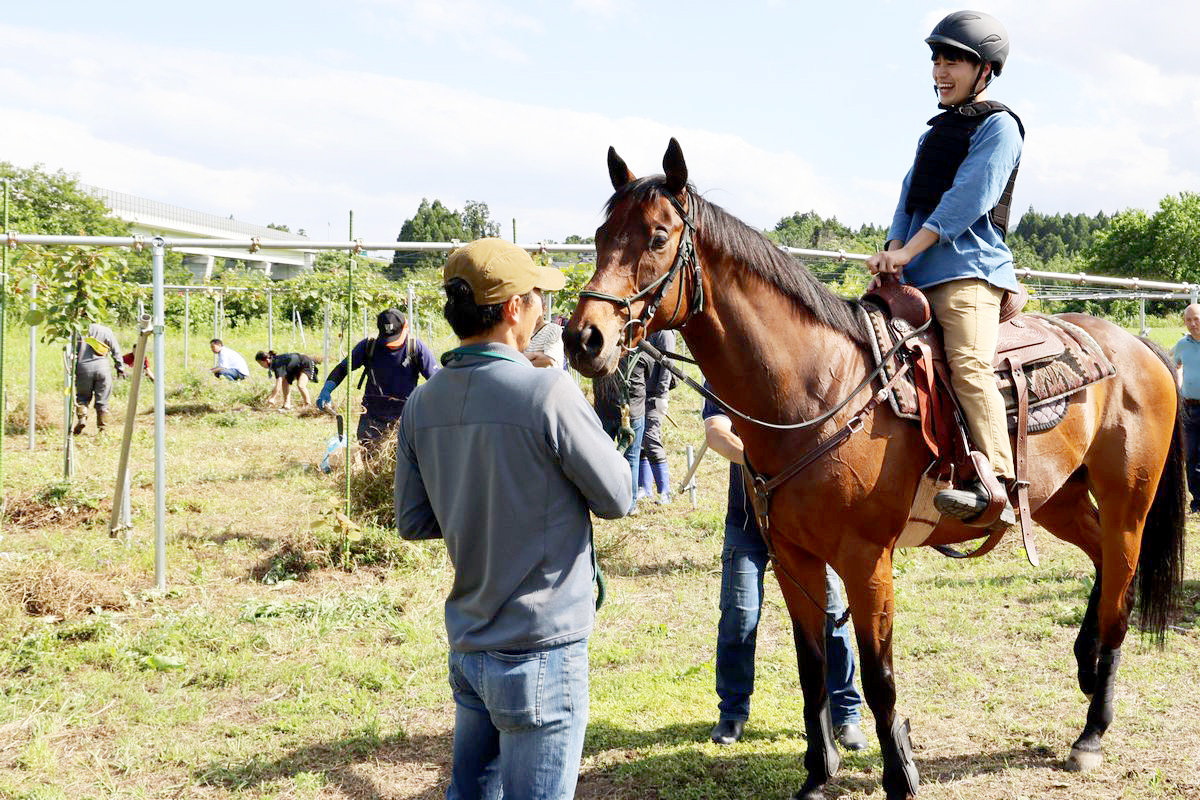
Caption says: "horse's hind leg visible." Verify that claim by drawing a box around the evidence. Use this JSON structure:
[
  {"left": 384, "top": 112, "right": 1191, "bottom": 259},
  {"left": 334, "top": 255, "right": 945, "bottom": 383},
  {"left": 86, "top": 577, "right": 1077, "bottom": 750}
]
[
  {"left": 1038, "top": 460, "right": 1154, "bottom": 772},
  {"left": 1032, "top": 474, "right": 1105, "bottom": 697},
  {"left": 773, "top": 548, "right": 839, "bottom": 800}
]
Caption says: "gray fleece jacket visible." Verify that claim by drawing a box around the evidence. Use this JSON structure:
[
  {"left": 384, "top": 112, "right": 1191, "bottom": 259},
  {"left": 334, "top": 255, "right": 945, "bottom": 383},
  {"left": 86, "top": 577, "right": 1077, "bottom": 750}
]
[{"left": 394, "top": 341, "right": 630, "bottom": 652}]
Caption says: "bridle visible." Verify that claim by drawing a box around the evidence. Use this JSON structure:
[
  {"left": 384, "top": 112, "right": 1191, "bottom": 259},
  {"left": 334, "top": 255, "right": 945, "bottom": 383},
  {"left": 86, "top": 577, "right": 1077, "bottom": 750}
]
[{"left": 578, "top": 190, "right": 704, "bottom": 353}]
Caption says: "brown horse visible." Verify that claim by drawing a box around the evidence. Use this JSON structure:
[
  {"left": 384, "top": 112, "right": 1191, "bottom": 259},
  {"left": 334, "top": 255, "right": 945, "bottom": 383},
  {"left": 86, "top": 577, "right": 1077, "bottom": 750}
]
[{"left": 564, "top": 139, "right": 1186, "bottom": 800}]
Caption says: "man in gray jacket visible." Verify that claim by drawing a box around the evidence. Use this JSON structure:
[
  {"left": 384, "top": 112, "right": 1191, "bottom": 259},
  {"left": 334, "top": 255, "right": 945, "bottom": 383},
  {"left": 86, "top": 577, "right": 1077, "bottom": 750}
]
[
  {"left": 395, "top": 238, "right": 631, "bottom": 800},
  {"left": 74, "top": 322, "right": 126, "bottom": 435}
]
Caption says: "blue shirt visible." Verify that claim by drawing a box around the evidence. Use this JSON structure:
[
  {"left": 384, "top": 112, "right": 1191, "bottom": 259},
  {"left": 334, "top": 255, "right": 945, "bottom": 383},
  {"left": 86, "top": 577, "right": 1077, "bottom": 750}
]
[
  {"left": 887, "top": 111, "right": 1023, "bottom": 293},
  {"left": 1172, "top": 335, "right": 1200, "bottom": 400},
  {"left": 701, "top": 386, "right": 757, "bottom": 536}
]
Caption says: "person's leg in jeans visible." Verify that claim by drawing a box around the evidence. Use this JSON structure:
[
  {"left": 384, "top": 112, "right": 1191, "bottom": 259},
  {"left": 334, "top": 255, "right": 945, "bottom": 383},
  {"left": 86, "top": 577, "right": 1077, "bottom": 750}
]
[
  {"left": 446, "top": 651, "right": 502, "bottom": 800},
  {"left": 715, "top": 523, "right": 769, "bottom": 723},
  {"left": 487, "top": 640, "right": 590, "bottom": 800},
  {"left": 824, "top": 566, "right": 866, "bottom": 749},
  {"left": 623, "top": 416, "right": 645, "bottom": 507},
  {"left": 1185, "top": 405, "right": 1200, "bottom": 511}
]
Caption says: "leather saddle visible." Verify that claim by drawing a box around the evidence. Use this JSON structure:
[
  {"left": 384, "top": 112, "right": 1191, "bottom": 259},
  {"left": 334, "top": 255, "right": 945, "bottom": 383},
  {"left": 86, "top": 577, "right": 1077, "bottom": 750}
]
[{"left": 861, "top": 279, "right": 1116, "bottom": 564}]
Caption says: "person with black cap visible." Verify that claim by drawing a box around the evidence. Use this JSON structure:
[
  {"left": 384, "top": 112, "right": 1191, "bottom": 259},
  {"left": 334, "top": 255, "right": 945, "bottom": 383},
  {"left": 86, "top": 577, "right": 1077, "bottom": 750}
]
[
  {"left": 867, "top": 9, "right": 1023, "bottom": 529},
  {"left": 315, "top": 308, "right": 439, "bottom": 447}
]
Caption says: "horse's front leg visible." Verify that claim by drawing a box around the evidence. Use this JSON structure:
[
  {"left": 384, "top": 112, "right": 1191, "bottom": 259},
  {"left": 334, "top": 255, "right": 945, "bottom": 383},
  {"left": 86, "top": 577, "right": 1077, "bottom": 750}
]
[
  {"left": 773, "top": 547, "right": 839, "bottom": 800},
  {"left": 840, "top": 546, "right": 919, "bottom": 800}
]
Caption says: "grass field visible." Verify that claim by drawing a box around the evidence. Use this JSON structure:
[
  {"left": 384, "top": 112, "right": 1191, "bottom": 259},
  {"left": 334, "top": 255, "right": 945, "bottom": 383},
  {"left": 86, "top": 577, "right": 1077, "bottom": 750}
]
[{"left": 1, "top": 315, "right": 1198, "bottom": 799}]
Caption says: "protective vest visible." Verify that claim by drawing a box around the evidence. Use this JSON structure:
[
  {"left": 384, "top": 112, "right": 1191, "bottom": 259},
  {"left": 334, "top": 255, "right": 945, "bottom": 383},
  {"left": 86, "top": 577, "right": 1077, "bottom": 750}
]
[{"left": 905, "top": 100, "right": 1025, "bottom": 236}]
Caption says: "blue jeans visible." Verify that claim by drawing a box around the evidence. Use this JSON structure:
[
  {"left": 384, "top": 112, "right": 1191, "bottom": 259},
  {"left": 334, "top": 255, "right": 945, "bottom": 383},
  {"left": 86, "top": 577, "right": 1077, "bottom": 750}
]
[
  {"left": 213, "top": 368, "right": 245, "bottom": 380},
  {"left": 446, "top": 639, "right": 589, "bottom": 800},
  {"left": 602, "top": 415, "right": 646, "bottom": 509},
  {"left": 715, "top": 523, "right": 862, "bottom": 726}
]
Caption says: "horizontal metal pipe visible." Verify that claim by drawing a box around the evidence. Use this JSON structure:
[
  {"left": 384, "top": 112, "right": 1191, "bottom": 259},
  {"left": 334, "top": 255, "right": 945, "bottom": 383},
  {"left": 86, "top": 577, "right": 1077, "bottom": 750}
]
[{"left": 7, "top": 233, "right": 1195, "bottom": 293}]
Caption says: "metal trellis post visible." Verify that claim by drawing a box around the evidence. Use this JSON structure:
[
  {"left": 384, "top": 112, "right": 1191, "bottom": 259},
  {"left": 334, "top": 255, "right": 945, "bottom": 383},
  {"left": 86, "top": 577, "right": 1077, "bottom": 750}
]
[
  {"left": 151, "top": 241, "right": 168, "bottom": 592},
  {"left": 345, "top": 212, "right": 354, "bottom": 518},
  {"left": 322, "top": 301, "right": 330, "bottom": 370},
  {"left": 27, "top": 281, "right": 36, "bottom": 450},
  {"left": 183, "top": 290, "right": 190, "bottom": 372},
  {"left": 407, "top": 283, "right": 416, "bottom": 357}
]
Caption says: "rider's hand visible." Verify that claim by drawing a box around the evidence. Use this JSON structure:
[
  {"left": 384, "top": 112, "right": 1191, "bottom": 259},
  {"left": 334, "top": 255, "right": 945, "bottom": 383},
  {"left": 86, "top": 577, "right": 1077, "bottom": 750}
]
[{"left": 865, "top": 246, "right": 911, "bottom": 291}]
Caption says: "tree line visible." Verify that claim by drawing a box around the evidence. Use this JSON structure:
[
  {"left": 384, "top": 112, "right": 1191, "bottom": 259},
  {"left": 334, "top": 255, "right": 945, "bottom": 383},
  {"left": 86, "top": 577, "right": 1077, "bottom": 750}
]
[{"left": 5, "top": 161, "right": 1200, "bottom": 326}]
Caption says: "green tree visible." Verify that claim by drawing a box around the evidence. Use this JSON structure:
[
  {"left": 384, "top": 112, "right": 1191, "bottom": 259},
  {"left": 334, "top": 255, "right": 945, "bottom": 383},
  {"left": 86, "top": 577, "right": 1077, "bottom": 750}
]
[
  {"left": 461, "top": 200, "right": 500, "bottom": 240},
  {"left": 392, "top": 199, "right": 466, "bottom": 278},
  {"left": 0, "top": 162, "right": 129, "bottom": 237}
]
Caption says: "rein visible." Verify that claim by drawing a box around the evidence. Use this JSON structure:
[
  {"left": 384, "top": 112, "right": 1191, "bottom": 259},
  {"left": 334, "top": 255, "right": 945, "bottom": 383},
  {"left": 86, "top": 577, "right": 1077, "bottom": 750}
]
[
  {"left": 638, "top": 310, "right": 932, "bottom": 432},
  {"left": 578, "top": 191, "right": 704, "bottom": 352}
]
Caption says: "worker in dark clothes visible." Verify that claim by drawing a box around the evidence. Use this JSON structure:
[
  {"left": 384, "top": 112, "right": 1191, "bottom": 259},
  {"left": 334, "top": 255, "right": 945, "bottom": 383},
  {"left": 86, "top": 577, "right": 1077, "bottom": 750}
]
[
  {"left": 316, "top": 309, "right": 439, "bottom": 448},
  {"left": 256, "top": 350, "right": 318, "bottom": 410}
]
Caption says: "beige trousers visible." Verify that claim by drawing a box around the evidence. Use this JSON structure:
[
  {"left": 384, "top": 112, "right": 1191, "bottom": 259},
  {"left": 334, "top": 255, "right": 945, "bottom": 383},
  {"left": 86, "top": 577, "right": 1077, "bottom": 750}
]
[{"left": 925, "top": 279, "right": 1015, "bottom": 480}]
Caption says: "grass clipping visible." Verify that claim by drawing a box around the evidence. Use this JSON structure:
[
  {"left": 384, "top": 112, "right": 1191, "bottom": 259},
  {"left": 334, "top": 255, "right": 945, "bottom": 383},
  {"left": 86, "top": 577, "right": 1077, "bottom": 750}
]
[
  {"left": 0, "top": 558, "right": 128, "bottom": 619},
  {"left": 330, "top": 422, "right": 398, "bottom": 529}
]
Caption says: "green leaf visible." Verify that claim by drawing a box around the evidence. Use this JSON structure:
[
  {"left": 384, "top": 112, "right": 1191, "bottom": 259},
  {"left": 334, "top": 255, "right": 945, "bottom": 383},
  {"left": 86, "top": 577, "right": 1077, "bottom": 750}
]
[{"left": 141, "top": 654, "right": 185, "bottom": 671}]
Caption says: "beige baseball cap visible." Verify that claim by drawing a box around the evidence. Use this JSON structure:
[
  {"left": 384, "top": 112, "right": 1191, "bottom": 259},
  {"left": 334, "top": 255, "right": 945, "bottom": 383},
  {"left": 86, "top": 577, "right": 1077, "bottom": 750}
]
[{"left": 443, "top": 238, "right": 565, "bottom": 304}]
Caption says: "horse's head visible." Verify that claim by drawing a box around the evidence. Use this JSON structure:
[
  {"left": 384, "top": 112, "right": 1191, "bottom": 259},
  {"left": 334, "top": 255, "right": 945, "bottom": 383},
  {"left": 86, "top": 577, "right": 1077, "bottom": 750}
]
[{"left": 565, "top": 138, "right": 702, "bottom": 377}]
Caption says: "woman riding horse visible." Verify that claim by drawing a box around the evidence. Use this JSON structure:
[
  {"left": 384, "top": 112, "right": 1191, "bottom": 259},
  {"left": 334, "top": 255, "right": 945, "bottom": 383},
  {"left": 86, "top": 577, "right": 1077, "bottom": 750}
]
[{"left": 867, "top": 10, "right": 1022, "bottom": 531}]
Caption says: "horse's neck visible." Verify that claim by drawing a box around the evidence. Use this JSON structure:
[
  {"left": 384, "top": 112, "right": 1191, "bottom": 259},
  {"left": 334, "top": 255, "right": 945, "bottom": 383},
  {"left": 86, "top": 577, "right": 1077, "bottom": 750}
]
[{"left": 680, "top": 263, "right": 867, "bottom": 432}]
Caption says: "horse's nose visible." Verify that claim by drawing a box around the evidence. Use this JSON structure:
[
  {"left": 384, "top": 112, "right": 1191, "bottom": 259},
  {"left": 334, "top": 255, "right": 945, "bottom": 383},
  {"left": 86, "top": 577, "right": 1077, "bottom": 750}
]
[{"left": 569, "top": 323, "right": 605, "bottom": 360}]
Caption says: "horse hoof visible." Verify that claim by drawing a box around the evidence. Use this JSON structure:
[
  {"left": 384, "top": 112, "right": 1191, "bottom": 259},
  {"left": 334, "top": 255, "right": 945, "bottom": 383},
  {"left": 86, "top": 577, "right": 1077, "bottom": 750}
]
[
  {"left": 1066, "top": 747, "right": 1103, "bottom": 772},
  {"left": 791, "top": 789, "right": 825, "bottom": 800}
]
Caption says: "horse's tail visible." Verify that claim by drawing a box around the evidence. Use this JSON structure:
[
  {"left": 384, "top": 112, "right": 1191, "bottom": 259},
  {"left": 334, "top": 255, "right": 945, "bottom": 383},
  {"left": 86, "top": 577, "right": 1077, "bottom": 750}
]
[{"left": 1135, "top": 336, "right": 1187, "bottom": 643}]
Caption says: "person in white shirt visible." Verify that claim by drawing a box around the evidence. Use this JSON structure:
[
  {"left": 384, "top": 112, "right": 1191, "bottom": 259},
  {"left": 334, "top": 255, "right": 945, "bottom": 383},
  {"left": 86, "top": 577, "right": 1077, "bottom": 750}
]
[
  {"left": 523, "top": 292, "right": 565, "bottom": 369},
  {"left": 209, "top": 339, "right": 250, "bottom": 381}
]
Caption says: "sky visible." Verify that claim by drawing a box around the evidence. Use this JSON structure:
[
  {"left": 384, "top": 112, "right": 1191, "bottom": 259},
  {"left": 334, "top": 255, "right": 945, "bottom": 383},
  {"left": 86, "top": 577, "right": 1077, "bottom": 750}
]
[{"left": 1, "top": 0, "right": 1197, "bottom": 247}]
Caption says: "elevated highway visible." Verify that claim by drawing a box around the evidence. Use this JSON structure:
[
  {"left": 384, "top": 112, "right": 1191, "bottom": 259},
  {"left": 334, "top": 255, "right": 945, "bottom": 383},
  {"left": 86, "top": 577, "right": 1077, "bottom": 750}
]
[{"left": 84, "top": 184, "right": 315, "bottom": 280}]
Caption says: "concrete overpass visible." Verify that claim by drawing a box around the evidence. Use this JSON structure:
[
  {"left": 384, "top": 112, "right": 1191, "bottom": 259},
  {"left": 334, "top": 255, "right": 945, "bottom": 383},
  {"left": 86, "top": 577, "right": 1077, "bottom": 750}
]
[{"left": 83, "top": 184, "right": 315, "bottom": 280}]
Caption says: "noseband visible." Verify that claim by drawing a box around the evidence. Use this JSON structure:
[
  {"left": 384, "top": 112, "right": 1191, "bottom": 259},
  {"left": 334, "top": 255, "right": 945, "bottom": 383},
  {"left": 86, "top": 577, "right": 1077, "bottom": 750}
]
[{"left": 578, "top": 190, "right": 705, "bottom": 352}]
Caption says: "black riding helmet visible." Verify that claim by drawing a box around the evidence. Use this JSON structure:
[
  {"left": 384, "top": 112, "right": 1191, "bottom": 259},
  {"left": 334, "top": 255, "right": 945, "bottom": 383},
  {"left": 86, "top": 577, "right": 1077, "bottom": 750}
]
[
  {"left": 927, "top": 10, "right": 1009, "bottom": 106},
  {"left": 927, "top": 10, "right": 1009, "bottom": 74}
]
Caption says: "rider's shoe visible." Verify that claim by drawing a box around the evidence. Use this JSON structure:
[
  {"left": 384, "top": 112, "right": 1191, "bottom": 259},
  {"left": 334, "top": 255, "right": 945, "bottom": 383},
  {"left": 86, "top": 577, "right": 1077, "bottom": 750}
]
[{"left": 934, "top": 480, "right": 1016, "bottom": 529}]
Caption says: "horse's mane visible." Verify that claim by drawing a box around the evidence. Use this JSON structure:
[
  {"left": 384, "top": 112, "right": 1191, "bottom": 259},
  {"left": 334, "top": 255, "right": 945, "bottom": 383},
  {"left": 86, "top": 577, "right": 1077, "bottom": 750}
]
[{"left": 605, "top": 177, "right": 867, "bottom": 346}]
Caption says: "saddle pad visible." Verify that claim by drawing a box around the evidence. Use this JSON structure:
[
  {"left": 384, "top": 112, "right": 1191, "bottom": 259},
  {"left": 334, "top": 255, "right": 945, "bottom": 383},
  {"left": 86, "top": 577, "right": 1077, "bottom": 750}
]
[{"left": 863, "top": 305, "right": 1116, "bottom": 434}]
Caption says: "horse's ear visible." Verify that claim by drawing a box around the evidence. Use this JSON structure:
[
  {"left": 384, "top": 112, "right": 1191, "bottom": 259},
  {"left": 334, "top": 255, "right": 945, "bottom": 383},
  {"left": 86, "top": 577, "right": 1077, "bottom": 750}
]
[
  {"left": 662, "top": 138, "right": 688, "bottom": 194},
  {"left": 608, "top": 147, "right": 634, "bottom": 191}
]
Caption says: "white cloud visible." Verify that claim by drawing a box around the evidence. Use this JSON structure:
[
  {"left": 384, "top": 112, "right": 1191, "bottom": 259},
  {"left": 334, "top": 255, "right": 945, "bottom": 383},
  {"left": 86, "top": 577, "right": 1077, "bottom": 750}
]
[{"left": 0, "top": 22, "right": 885, "bottom": 245}]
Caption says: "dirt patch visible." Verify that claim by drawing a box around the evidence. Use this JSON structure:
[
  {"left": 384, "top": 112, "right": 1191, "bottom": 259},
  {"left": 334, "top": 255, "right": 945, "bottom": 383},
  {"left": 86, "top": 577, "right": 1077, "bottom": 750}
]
[{"left": 0, "top": 559, "right": 128, "bottom": 618}]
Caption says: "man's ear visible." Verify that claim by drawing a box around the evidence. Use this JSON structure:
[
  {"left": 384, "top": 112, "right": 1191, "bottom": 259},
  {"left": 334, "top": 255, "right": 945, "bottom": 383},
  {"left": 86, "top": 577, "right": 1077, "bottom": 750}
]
[{"left": 503, "top": 294, "right": 525, "bottom": 323}]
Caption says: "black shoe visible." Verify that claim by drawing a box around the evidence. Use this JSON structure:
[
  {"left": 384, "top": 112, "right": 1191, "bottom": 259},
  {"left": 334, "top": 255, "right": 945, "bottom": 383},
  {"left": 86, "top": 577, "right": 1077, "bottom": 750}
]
[
  {"left": 835, "top": 723, "right": 868, "bottom": 751},
  {"left": 710, "top": 719, "right": 745, "bottom": 745},
  {"left": 934, "top": 480, "right": 1016, "bottom": 528}
]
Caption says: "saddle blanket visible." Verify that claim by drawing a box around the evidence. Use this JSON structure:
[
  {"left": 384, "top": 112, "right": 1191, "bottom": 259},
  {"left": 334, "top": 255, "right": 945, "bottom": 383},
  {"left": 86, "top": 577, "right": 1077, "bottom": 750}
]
[{"left": 864, "top": 308, "right": 1117, "bottom": 435}]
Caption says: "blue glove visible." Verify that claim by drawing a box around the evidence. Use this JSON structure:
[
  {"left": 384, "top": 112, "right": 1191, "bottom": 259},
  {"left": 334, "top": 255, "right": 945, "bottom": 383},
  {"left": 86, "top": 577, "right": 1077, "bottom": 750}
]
[{"left": 315, "top": 380, "right": 336, "bottom": 410}]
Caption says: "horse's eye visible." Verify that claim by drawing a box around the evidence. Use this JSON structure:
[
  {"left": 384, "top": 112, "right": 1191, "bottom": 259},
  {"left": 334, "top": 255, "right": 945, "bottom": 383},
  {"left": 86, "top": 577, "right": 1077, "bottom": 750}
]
[{"left": 650, "top": 233, "right": 669, "bottom": 250}]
